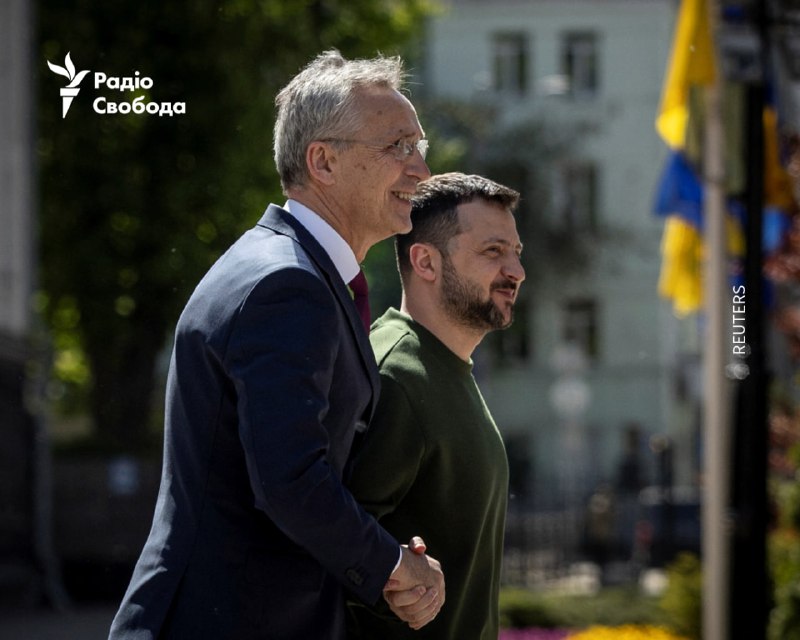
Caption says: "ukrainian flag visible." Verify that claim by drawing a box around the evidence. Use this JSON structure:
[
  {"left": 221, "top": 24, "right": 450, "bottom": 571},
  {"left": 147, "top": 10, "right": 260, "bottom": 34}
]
[{"left": 654, "top": 0, "right": 716, "bottom": 316}]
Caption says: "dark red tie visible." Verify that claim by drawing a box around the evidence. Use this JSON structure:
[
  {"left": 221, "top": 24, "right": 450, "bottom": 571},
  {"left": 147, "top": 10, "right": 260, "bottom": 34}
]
[{"left": 348, "top": 270, "right": 371, "bottom": 331}]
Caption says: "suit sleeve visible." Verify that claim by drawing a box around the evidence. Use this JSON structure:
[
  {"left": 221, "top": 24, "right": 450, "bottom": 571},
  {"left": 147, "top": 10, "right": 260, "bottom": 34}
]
[
  {"left": 225, "top": 268, "right": 398, "bottom": 605},
  {"left": 346, "top": 374, "right": 426, "bottom": 524}
]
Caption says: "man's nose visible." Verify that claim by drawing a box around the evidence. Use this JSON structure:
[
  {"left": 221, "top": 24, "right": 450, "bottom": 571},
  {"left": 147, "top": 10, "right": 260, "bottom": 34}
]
[
  {"left": 406, "top": 149, "right": 431, "bottom": 181},
  {"left": 503, "top": 254, "right": 526, "bottom": 283}
]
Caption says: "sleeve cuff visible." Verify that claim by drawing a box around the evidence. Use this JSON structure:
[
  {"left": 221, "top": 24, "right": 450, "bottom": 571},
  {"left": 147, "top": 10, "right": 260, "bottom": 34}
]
[{"left": 393, "top": 546, "right": 402, "bottom": 574}]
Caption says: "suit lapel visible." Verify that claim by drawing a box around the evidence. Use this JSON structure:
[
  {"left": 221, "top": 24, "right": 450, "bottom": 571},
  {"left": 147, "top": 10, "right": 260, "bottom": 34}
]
[{"left": 258, "top": 204, "right": 381, "bottom": 417}]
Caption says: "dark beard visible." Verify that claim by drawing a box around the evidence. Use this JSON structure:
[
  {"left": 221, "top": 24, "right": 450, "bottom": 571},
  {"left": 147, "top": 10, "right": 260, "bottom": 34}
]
[{"left": 441, "top": 256, "right": 514, "bottom": 331}]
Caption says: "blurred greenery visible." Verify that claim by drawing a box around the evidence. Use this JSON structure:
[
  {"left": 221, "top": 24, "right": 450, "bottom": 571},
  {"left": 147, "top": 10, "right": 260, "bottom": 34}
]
[
  {"left": 38, "top": 0, "right": 434, "bottom": 452},
  {"left": 766, "top": 403, "right": 800, "bottom": 640},
  {"left": 769, "top": 529, "right": 800, "bottom": 640},
  {"left": 499, "top": 587, "right": 565, "bottom": 629},
  {"left": 659, "top": 553, "right": 702, "bottom": 640},
  {"left": 499, "top": 586, "right": 671, "bottom": 631}
]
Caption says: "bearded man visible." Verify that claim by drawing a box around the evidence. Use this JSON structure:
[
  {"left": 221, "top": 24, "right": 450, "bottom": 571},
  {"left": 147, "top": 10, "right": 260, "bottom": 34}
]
[{"left": 346, "top": 172, "right": 525, "bottom": 640}]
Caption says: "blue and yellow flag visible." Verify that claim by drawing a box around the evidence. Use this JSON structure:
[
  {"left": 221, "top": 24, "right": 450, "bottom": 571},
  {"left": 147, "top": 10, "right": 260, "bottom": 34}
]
[{"left": 654, "top": 0, "right": 716, "bottom": 316}]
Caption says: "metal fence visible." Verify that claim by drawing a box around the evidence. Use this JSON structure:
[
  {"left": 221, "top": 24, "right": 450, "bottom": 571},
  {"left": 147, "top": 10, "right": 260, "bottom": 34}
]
[
  {"left": 501, "top": 499, "right": 651, "bottom": 590},
  {"left": 502, "top": 508, "right": 587, "bottom": 589}
]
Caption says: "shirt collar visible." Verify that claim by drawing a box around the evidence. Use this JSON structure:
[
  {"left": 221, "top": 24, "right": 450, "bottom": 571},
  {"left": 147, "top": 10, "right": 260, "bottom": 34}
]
[{"left": 285, "top": 199, "right": 359, "bottom": 284}]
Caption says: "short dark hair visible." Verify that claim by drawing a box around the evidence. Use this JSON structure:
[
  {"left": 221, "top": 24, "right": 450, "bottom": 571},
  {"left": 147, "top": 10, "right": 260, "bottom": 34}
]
[{"left": 396, "top": 172, "right": 520, "bottom": 276}]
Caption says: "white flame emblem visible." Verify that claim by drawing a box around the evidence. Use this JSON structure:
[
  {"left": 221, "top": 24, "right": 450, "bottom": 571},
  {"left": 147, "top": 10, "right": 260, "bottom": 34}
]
[{"left": 47, "top": 52, "right": 90, "bottom": 118}]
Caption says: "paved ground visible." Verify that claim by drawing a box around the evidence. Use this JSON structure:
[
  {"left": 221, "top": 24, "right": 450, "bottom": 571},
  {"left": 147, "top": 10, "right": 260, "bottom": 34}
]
[{"left": 0, "top": 604, "right": 116, "bottom": 639}]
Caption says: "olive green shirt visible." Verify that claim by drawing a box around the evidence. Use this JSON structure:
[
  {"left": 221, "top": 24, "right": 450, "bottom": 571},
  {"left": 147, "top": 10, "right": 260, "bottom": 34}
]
[{"left": 346, "top": 308, "right": 509, "bottom": 640}]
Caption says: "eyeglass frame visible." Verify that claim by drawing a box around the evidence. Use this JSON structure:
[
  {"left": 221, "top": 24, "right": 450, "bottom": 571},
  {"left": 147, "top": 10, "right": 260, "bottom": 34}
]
[{"left": 320, "top": 136, "right": 429, "bottom": 161}]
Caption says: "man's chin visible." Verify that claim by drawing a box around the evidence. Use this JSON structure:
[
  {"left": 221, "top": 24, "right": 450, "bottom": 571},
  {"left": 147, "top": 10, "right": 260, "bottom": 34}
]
[
  {"left": 496, "top": 305, "right": 514, "bottom": 330},
  {"left": 397, "top": 214, "right": 413, "bottom": 235},
  {"left": 388, "top": 209, "right": 412, "bottom": 236}
]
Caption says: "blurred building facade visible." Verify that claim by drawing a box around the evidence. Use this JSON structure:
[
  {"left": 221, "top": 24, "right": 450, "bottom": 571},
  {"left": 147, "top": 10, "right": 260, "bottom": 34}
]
[{"left": 420, "top": 0, "right": 700, "bottom": 506}]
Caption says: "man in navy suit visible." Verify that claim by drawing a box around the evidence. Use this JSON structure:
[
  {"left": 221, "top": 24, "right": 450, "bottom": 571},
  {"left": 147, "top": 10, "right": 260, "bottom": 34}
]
[{"left": 109, "top": 50, "right": 444, "bottom": 640}]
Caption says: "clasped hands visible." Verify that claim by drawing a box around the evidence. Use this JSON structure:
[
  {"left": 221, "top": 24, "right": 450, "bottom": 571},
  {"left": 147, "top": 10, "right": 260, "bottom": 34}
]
[{"left": 382, "top": 537, "right": 445, "bottom": 630}]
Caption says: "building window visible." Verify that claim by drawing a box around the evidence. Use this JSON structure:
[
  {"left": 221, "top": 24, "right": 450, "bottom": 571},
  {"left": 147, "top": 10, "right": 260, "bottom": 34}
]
[
  {"left": 558, "top": 162, "right": 598, "bottom": 231},
  {"left": 562, "top": 298, "right": 599, "bottom": 360},
  {"left": 561, "top": 32, "right": 598, "bottom": 99},
  {"left": 492, "top": 32, "right": 529, "bottom": 96}
]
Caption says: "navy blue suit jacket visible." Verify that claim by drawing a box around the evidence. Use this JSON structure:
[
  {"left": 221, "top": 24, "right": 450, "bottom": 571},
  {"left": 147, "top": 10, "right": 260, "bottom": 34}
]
[{"left": 109, "top": 205, "right": 399, "bottom": 639}]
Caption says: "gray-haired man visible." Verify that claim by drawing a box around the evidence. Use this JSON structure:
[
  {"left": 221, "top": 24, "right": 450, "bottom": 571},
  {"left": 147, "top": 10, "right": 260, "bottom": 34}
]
[{"left": 109, "top": 50, "right": 443, "bottom": 640}]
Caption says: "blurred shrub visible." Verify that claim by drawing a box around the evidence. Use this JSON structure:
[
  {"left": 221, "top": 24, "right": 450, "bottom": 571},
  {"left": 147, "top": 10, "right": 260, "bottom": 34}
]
[
  {"left": 659, "top": 553, "right": 702, "bottom": 640},
  {"left": 500, "top": 589, "right": 562, "bottom": 629},
  {"left": 769, "top": 524, "right": 800, "bottom": 639},
  {"left": 766, "top": 400, "right": 800, "bottom": 638},
  {"left": 499, "top": 627, "right": 571, "bottom": 639},
  {"left": 500, "top": 587, "right": 667, "bottom": 630}
]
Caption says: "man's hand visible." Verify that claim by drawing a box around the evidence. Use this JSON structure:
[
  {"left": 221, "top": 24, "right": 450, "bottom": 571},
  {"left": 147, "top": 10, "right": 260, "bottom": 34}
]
[{"left": 383, "top": 537, "right": 445, "bottom": 630}]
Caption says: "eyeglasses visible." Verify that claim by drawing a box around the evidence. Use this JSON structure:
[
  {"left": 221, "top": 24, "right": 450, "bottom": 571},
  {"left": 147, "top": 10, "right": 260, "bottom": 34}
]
[{"left": 322, "top": 137, "right": 429, "bottom": 161}]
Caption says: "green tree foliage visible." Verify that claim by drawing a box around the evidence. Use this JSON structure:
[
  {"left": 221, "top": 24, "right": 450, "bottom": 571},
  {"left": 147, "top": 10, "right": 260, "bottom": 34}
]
[{"left": 38, "top": 0, "right": 433, "bottom": 452}]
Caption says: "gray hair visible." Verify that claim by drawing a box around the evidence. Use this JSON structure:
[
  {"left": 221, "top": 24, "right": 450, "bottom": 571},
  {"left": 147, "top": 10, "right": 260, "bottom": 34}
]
[{"left": 274, "top": 49, "right": 406, "bottom": 192}]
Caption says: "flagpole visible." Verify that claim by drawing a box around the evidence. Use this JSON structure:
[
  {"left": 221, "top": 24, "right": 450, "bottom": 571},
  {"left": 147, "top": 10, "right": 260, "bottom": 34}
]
[{"left": 702, "top": 1, "right": 731, "bottom": 638}]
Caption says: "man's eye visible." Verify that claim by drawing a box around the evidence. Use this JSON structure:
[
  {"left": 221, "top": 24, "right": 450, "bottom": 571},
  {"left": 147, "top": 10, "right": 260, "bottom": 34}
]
[{"left": 392, "top": 139, "right": 415, "bottom": 156}]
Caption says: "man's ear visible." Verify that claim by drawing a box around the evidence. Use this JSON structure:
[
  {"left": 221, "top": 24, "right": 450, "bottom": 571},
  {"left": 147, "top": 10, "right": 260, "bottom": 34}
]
[
  {"left": 408, "top": 243, "right": 439, "bottom": 282},
  {"left": 305, "top": 141, "right": 337, "bottom": 186}
]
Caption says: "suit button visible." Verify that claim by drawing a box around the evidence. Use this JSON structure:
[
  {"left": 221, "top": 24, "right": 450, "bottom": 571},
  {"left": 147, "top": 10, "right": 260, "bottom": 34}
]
[{"left": 346, "top": 568, "right": 364, "bottom": 586}]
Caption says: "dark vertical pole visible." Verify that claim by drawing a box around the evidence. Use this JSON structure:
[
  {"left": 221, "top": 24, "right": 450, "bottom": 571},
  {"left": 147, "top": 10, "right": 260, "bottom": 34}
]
[{"left": 729, "top": 1, "right": 770, "bottom": 637}]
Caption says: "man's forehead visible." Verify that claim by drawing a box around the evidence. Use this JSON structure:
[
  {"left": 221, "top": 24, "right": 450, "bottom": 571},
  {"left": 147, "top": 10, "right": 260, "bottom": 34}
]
[
  {"left": 355, "top": 88, "right": 421, "bottom": 133},
  {"left": 457, "top": 201, "right": 519, "bottom": 236}
]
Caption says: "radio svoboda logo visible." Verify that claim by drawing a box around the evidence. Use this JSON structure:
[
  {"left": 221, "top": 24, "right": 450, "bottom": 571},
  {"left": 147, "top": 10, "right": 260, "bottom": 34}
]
[
  {"left": 47, "top": 52, "right": 90, "bottom": 118},
  {"left": 46, "top": 51, "right": 186, "bottom": 119}
]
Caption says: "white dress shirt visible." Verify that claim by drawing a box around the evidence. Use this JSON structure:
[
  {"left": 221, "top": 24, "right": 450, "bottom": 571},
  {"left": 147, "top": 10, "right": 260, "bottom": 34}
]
[{"left": 285, "top": 199, "right": 359, "bottom": 284}]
